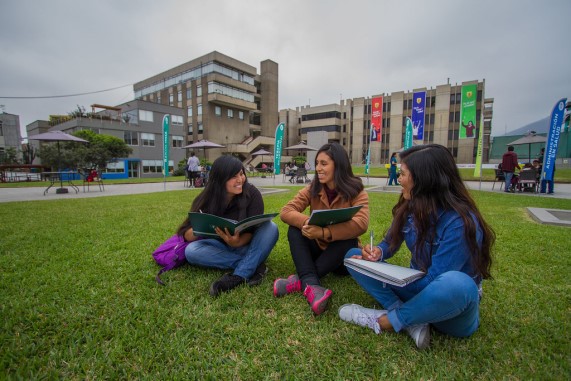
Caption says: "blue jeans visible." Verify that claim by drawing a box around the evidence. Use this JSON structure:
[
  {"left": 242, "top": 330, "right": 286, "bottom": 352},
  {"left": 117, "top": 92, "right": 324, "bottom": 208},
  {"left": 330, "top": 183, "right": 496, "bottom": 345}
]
[
  {"left": 504, "top": 171, "right": 514, "bottom": 191},
  {"left": 388, "top": 170, "right": 399, "bottom": 186},
  {"left": 184, "top": 221, "right": 278, "bottom": 280},
  {"left": 345, "top": 249, "right": 480, "bottom": 337}
]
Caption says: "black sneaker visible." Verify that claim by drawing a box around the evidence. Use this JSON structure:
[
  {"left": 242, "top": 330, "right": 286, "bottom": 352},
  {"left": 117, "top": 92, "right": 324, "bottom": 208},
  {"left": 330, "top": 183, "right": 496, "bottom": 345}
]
[
  {"left": 209, "top": 273, "right": 246, "bottom": 297},
  {"left": 247, "top": 263, "right": 269, "bottom": 286}
]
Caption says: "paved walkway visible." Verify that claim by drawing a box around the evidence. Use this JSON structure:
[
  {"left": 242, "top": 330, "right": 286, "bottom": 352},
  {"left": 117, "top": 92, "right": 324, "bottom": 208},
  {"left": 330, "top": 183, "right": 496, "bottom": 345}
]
[{"left": 1, "top": 175, "right": 570, "bottom": 203}]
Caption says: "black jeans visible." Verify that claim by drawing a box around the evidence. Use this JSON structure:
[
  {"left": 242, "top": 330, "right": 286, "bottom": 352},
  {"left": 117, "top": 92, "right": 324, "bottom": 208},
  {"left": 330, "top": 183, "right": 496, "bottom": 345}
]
[{"left": 287, "top": 226, "right": 358, "bottom": 289}]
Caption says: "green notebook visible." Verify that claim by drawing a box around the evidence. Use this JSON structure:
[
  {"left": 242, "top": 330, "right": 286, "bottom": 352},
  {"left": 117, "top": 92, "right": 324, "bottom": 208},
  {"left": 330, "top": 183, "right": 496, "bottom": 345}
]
[
  {"left": 189, "top": 212, "right": 278, "bottom": 238},
  {"left": 307, "top": 205, "right": 363, "bottom": 227}
]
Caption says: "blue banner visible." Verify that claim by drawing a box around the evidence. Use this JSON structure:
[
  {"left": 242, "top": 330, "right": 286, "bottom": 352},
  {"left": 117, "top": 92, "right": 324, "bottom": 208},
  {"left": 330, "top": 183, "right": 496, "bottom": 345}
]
[
  {"left": 365, "top": 128, "right": 372, "bottom": 175},
  {"left": 273, "top": 123, "right": 284, "bottom": 175},
  {"left": 162, "top": 114, "right": 170, "bottom": 177},
  {"left": 542, "top": 98, "right": 567, "bottom": 181},
  {"left": 411, "top": 91, "right": 426, "bottom": 140}
]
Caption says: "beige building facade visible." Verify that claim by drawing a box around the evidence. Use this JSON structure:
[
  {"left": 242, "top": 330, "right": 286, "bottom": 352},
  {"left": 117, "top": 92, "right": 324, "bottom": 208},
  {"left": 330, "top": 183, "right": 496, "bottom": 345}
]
[{"left": 280, "top": 80, "right": 493, "bottom": 166}]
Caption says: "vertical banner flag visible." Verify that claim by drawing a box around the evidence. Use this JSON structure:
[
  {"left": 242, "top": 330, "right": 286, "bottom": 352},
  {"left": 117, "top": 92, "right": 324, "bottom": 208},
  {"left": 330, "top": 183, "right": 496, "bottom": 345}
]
[
  {"left": 162, "top": 114, "right": 170, "bottom": 177},
  {"left": 365, "top": 128, "right": 372, "bottom": 175},
  {"left": 371, "top": 96, "right": 383, "bottom": 142},
  {"left": 542, "top": 98, "right": 567, "bottom": 182},
  {"left": 411, "top": 91, "right": 426, "bottom": 140},
  {"left": 460, "top": 84, "right": 477, "bottom": 139},
  {"left": 404, "top": 117, "right": 413, "bottom": 150},
  {"left": 273, "top": 123, "right": 285, "bottom": 175},
  {"left": 473, "top": 112, "right": 485, "bottom": 177}
]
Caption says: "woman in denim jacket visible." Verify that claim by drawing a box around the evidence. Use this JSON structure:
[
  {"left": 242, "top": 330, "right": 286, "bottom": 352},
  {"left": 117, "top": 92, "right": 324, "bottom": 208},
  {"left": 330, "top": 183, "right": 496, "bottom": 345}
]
[{"left": 339, "top": 144, "right": 495, "bottom": 349}]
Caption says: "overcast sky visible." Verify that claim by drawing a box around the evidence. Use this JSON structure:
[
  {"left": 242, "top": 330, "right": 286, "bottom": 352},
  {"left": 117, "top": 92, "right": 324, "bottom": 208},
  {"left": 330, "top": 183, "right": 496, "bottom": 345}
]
[{"left": 1, "top": 0, "right": 570, "bottom": 138}]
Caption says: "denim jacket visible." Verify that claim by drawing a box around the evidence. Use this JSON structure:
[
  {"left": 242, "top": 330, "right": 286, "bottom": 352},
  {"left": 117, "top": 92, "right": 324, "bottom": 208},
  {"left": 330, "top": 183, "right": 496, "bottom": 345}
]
[{"left": 378, "top": 209, "right": 483, "bottom": 294}]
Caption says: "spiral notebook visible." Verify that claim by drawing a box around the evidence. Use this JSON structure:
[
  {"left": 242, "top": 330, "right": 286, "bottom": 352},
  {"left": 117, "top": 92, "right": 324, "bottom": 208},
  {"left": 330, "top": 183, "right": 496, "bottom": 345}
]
[{"left": 344, "top": 258, "right": 424, "bottom": 287}]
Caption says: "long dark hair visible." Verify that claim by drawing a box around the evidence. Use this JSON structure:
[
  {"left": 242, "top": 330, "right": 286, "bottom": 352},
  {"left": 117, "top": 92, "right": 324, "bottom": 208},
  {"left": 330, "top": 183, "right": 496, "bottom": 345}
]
[
  {"left": 389, "top": 144, "right": 494, "bottom": 279},
  {"left": 309, "top": 142, "right": 363, "bottom": 200},
  {"left": 177, "top": 155, "right": 250, "bottom": 235}
]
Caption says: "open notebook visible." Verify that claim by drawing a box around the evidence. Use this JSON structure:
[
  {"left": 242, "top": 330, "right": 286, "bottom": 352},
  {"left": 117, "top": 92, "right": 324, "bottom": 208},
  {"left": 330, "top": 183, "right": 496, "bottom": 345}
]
[{"left": 344, "top": 258, "right": 424, "bottom": 287}]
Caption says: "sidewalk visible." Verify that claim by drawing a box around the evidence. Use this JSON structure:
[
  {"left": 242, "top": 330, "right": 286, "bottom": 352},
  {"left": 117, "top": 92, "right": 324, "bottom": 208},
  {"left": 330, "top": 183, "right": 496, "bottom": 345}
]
[{"left": 1, "top": 176, "right": 570, "bottom": 203}]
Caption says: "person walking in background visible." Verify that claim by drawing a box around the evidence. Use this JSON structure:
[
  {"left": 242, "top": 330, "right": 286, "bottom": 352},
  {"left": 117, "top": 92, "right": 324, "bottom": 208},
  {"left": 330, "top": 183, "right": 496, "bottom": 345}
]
[
  {"left": 177, "top": 155, "right": 279, "bottom": 297},
  {"left": 274, "top": 143, "right": 369, "bottom": 315},
  {"left": 501, "top": 145, "right": 520, "bottom": 192},
  {"left": 186, "top": 152, "right": 200, "bottom": 188},
  {"left": 339, "top": 144, "right": 495, "bottom": 349},
  {"left": 388, "top": 152, "right": 399, "bottom": 186}
]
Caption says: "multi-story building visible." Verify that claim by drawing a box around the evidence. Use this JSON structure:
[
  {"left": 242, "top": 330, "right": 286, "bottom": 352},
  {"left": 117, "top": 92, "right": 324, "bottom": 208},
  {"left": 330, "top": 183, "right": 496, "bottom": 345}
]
[
  {"left": 27, "top": 100, "right": 186, "bottom": 179},
  {"left": 0, "top": 112, "right": 22, "bottom": 159},
  {"left": 134, "top": 51, "right": 279, "bottom": 165},
  {"left": 279, "top": 80, "right": 493, "bottom": 166}
]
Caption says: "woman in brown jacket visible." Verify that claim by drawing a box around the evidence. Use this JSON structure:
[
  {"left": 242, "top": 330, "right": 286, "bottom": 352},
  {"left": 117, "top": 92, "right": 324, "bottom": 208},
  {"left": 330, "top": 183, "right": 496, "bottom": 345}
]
[{"left": 274, "top": 143, "right": 369, "bottom": 315}]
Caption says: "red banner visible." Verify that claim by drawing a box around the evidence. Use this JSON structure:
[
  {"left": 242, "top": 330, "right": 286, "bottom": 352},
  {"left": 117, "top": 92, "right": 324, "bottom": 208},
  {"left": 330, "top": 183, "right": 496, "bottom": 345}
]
[{"left": 371, "top": 96, "right": 383, "bottom": 142}]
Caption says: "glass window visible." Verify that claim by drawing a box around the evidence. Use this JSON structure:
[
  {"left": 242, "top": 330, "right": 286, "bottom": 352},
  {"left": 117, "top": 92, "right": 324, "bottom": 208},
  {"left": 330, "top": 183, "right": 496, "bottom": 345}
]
[
  {"left": 124, "top": 131, "right": 138, "bottom": 146},
  {"left": 172, "top": 135, "right": 183, "bottom": 148},
  {"left": 169, "top": 94, "right": 174, "bottom": 106},
  {"left": 141, "top": 132, "right": 155, "bottom": 147},
  {"left": 215, "top": 106, "right": 221, "bottom": 117},
  {"left": 186, "top": 88, "right": 192, "bottom": 99},
  {"left": 187, "top": 107, "right": 193, "bottom": 117},
  {"left": 142, "top": 160, "right": 173, "bottom": 174},
  {"left": 188, "top": 123, "right": 193, "bottom": 134},
  {"left": 171, "top": 115, "right": 183, "bottom": 125},
  {"left": 178, "top": 91, "right": 182, "bottom": 102},
  {"left": 139, "top": 110, "right": 154, "bottom": 122},
  {"left": 197, "top": 85, "right": 202, "bottom": 97},
  {"left": 198, "top": 122, "right": 203, "bottom": 133},
  {"left": 227, "top": 109, "right": 233, "bottom": 118},
  {"left": 238, "top": 111, "right": 244, "bottom": 120},
  {"left": 197, "top": 104, "right": 202, "bottom": 116}
]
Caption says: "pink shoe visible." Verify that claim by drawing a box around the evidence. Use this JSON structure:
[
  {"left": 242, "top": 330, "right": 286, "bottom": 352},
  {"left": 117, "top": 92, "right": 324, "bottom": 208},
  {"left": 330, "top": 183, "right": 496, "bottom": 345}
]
[
  {"left": 273, "top": 274, "right": 301, "bottom": 297},
  {"left": 303, "top": 285, "right": 332, "bottom": 315}
]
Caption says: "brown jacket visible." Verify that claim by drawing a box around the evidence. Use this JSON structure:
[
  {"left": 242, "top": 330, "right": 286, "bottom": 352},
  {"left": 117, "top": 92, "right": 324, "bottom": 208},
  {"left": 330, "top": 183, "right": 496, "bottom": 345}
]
[{"left": 280, "top": 185, "right": 369, "bottom": 250}]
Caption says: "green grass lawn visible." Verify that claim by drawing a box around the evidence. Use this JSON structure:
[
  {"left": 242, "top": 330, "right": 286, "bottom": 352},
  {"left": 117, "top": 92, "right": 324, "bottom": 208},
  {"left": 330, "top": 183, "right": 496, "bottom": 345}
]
[{"left": 1, "top": 188, "right": 570, "bottom": 379}]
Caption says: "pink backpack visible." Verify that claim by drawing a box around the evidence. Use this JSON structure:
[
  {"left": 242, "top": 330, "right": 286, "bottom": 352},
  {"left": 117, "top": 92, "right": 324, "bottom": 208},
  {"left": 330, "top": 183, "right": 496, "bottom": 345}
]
[{"left": 152, "top": 234, "right": 190, "bottom": 285}]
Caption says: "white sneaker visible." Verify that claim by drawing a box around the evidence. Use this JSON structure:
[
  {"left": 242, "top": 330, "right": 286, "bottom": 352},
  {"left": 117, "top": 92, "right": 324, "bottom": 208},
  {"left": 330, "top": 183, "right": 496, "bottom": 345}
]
[
  {"left": 338, "top": 304, "right": 386, "bottom": 334},
  {"left": 405, "top": 324, "right": 430, "bottom": 350}
]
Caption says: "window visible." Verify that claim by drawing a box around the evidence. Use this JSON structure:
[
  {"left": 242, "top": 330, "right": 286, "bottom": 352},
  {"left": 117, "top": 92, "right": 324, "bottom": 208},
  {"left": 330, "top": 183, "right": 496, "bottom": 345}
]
[
  {"left": 139, "top": 110, "right": 154, "bottom": 122},
  {"left": 141, "top": 132, "right": 156, "bottom": 146},
  {"left": 171, "top": 115, "right": 183, "bottom": 125},
  {"left": 227, "top": 109, "right": 233, "bottom": 118},
  {"left": 105, "top": 161, "right": 125, "bottom": 173},
  {"left": 238, "top": 111, "right": 244, "bottom": 120},
  {"left": 186, "top": 88, "right": 192, "bottom": 99},
  {"left": 0, "top": 121, "right": 3, "bottom": 136},
  {"left": 197, "top": 104, "right": 202, "bottom": 116},
  {"left": 172, "top": 135, "right": 183, "bottom": 148},
  {"left": 197, "top": 85, "right": 202, "bottom": 97},
  {"left": 142, "top": 160, "right": 174, "bottom": 174},
  {"left": 188, "top": 123, "right": 193, "bottom": 134},
  {"left": 178, "top": 91, "right": 182, "bottom": 102},
  {"left": 169, "top": 94, "right": 174, "bottom": 106},
  {"left": 124, "top": 131, "right": 138, "bottom": 146},
  {"left": 215, "top": 106, "right": 221, "bottom": 117},
  {"left": 198, "top": 122, "right": 203, "bottom": 133},
  {"left": 187, "top": 107, "right": 193, "bottom": 117}
]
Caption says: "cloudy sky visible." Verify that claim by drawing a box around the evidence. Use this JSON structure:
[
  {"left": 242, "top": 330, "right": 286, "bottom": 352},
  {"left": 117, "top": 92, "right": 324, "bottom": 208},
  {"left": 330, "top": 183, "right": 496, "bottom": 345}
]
[{"left": 1, "top": 0, "right": 569, "bottom": 138}]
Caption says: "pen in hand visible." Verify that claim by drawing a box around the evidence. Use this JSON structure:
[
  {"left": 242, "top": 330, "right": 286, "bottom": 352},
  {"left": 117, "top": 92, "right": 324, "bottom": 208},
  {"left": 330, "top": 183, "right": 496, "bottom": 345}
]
[{"left": 370, "top": 230, "right": 374, "bottom": 255}]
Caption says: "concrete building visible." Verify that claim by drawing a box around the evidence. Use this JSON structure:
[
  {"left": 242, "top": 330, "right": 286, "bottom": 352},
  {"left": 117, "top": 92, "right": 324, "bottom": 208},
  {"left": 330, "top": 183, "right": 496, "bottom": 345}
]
[
  {"left": 27, "top": 100, "right": 186, "bottom": 179},
  {"left": 0, "top": 112, "right": 22, "bottom": 159},
  {"left": 279, "top": 80, "right": 493, "bottom": 166},
  {"left": 134, "top": 51, "right": 279, "bottom": 166}
]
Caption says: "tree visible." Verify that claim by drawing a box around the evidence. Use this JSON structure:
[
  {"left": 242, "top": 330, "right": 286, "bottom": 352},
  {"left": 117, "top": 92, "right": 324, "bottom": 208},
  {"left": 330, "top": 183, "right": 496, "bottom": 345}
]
[
  {"left": 36, "top": 130, "right": 132, "bottom": 171},
  {"left": 72, "top": 130, "right": 132, "bottom": 170},
  {"left": 21, "top": 143, "right": 37, "bottom": 164},
  {"left": 0, "top": 147, "right": 20, "bottom": 164}
]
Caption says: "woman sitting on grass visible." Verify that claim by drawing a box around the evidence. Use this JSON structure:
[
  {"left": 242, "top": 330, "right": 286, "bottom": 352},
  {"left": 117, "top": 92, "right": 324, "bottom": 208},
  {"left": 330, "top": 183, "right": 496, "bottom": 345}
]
[
  {"left": 339, "top": 144, "right": 495, "bottom": 349},
  {"left": 274, "top": 143, "right": 369, "bottom": 315},
  {"left": 177, "top": 155, "right": 279, "bottom": 297}
]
